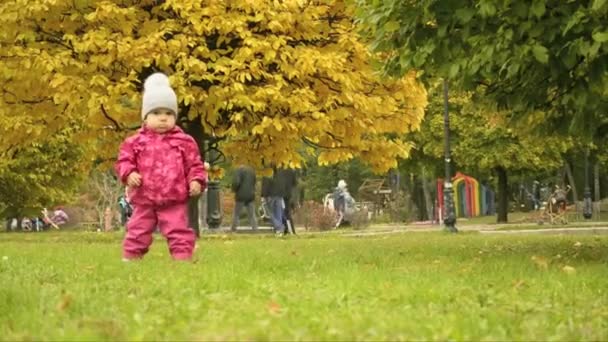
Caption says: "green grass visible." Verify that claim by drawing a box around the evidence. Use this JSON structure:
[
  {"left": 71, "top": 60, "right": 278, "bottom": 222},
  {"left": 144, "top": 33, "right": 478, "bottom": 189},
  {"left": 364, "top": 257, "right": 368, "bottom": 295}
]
[
  {"left": 1, "top": 231, "right": 608, "bottom": 341},
  {"left": 449, "top": 211, "right": 608, "bottom": 228},
  {"left": 494, "top": 224, "right": 608, "bottom": 231}
]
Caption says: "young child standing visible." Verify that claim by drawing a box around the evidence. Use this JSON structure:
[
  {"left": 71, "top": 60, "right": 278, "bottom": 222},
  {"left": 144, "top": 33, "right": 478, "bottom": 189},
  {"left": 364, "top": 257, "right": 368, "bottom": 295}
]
[{"left": 115, "top": 73, "right": 207, "bottom": 261}]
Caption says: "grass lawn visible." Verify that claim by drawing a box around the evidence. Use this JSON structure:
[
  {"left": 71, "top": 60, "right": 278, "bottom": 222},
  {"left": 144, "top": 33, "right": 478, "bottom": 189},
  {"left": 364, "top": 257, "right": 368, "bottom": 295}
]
[
  {"left": 1, "top": 230, "right": 607, "bottom": 341},
  {"left": 449, "top": 211, "right": 608, "bottom": 230}
]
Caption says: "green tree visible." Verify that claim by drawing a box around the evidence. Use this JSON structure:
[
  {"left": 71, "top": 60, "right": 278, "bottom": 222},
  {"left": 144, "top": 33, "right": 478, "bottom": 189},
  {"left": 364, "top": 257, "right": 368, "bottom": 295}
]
[
  {"left": 301, "top": 156, "right": 374, "bottom": 202},
  {"left": 410, "top": 85, "right": 571, "bottom": 222},
  {"left": 0, "top": 128, "right": 90, "bottom": 224},
  {"left": 356, "top": 0, "right": 608, "bottom": 135}
]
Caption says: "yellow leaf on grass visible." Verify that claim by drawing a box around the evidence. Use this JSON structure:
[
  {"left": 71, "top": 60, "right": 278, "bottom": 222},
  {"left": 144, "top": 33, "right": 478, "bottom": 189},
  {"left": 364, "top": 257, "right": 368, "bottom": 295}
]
[
  {"left": 562, "top": 265, "right": 576, "bottom": 274},
  {"left": 531, "top": 255, "right": 549, "bottom": 270}
]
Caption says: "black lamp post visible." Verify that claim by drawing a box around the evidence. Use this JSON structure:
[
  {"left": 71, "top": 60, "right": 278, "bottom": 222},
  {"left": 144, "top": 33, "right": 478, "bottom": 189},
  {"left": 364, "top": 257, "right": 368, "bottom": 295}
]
[
  {"left": 583, "top": 148, "right": 592, "bottom": 219},
  {"left": 206, "top": 139, "right": 222, "bottom": 229},
  {"left": 442, "top": 80, "right": 458, "bottom": 233}
]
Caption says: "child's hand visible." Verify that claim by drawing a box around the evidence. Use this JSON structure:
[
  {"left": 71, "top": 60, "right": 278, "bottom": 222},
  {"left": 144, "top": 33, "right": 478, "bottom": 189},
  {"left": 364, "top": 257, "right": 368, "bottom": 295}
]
[
  {"left": 189, "top": 180, "right": 202, "bottom": 197},
  {"left": 127, "top": 172, "right": 142, "bottom": 187}
]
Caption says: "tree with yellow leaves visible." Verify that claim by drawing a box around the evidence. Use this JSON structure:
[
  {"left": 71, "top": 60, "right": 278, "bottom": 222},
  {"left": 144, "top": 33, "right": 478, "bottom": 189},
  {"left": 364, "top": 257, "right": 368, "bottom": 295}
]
[{"left": 0, "top": 0, "right": 426, "bottom": 176}]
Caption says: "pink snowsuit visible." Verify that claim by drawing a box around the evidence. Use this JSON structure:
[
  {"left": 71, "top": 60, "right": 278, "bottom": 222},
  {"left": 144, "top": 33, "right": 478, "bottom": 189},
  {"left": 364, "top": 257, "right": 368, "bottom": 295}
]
[{"left": 115, "top": 125, "right": 207, "bottom": 260}]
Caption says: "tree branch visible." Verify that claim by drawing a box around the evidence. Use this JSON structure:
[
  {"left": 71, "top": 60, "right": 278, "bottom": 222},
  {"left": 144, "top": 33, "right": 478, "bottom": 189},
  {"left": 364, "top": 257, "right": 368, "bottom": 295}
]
[
  {"left": 301, "top": 136, "right": 338, "bottom": 150},
  {"left": 100, "top": 104, "right": 122, "bottom": 131}
]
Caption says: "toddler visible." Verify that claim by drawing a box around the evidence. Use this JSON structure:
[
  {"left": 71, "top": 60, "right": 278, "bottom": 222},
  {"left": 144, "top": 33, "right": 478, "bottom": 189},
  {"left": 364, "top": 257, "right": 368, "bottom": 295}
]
[{"left": 115, "top": 73, "right": 207, "bottom": 261}]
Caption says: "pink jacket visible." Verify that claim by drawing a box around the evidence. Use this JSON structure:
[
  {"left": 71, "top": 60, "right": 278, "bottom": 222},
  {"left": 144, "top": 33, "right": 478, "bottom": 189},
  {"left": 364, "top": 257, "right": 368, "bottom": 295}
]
[{"left": 115, "top": 126, "right": 207, "bottom": 207}]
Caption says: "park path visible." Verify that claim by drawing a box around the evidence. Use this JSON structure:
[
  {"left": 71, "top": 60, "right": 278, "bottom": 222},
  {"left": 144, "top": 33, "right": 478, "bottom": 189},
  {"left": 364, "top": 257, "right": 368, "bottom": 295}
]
[
  {"left": 204, "top": 222, "right": 608, "bottom": 237},
  {"left": 339, "top": 223, "right": 608, "bottom": 237}
]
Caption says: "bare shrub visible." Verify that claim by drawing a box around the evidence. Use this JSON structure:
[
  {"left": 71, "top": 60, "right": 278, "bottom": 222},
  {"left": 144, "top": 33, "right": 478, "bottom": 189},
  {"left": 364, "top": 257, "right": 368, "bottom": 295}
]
[
  {"left": 82, "top": 171, "right": 123, "bottom": 229},
  {"left": 349, "top": 207, "right": 371, "bottom": 230},
  {"left": 293, "top": 200, "right": 337, "bottom": 231},
  {"left": 386, "top": 191, "right": 415, "bottom": 223}
]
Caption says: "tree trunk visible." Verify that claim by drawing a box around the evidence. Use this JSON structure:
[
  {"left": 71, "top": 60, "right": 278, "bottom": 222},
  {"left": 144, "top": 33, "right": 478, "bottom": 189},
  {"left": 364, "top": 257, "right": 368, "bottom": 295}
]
[
  {"left": 495, "top": 166, "right": 509, "bottom": 223},
  {"left": 183, "top": 117, "right": 206, "bottom": 237},
  {"left": 421, "top": 166, "right": 434, "bottom": 221},
  {"left": 411, "top": 174, "right": 424, "bottom": 221},
  {"left": 104, "top": 207, "right": 113, "bottom": 232},
  {"left": 594, "top": 162, "right": 601, "bottom": 214},
  {"left": 198, "top": 193, "right": 207, "bottom": 230},
  {"left": 563, "top": 161, "right": 578, "bottom": 209}
]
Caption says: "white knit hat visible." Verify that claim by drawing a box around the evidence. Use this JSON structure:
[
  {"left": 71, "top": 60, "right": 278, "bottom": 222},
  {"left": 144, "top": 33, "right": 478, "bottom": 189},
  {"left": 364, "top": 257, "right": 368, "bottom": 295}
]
[{"left": 141, "top": 73, "right": 178, "bottom": 119}]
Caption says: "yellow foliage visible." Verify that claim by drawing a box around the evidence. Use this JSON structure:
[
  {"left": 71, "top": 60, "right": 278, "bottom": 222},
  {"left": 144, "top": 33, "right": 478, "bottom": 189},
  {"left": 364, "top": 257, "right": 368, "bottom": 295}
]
[{"left": 0, "top": 0, "right": 427, "bottom": 174}]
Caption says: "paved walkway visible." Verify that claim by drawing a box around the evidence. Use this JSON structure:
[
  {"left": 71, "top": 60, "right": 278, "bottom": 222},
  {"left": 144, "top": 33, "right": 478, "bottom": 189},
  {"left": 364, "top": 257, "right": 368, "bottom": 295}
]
[
  {"left": 341, "top": 223, "right": 608, "bottom": 237},
  {"left": 479, "top": 227, "right": 608, "bottom": 235},
  {"left": 203, "top": 222, "right": 608, "bottom": 237}
]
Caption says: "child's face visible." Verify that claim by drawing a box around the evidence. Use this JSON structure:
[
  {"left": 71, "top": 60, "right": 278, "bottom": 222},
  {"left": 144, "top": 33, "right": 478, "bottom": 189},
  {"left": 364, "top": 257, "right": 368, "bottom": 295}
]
[{"left": 145, "top": 108, "right": 176, "bottom": 133}]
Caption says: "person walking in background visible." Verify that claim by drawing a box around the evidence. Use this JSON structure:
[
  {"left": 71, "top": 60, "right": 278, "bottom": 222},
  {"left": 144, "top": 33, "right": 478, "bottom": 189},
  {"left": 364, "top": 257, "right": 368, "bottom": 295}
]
[
  {"left": 333, "top": 179, "right": 348, "bottom": 228},
  {"left": 230, "top": 165, "right": 258, "bottom": 231},
  {"left": 118, "top": 187, "right": 133, "bottom": 227},
  {"left": 276, "top": 168, "right": 298, "bottom": 234},
  {"left": 262, "top": 171, "right": 285, "bottom": 236},
  {"left": 115, "top": 72, "right": 207, "bottom": 261},
  {"left": 260, "top": 175, "right": 272, "bottom": 223}
]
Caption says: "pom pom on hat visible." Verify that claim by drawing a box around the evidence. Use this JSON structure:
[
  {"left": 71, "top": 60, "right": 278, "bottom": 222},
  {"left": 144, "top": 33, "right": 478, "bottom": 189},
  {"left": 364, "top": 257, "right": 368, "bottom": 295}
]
[{"left": 141, "top": 72, "right": 178, "bottom": 119}]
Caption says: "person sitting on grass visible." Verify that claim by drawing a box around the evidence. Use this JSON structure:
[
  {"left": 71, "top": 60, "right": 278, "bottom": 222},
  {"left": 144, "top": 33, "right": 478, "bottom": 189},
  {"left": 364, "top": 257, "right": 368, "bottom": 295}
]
[
  {"left": 21, "top": 218, "right": 33, "bottom": 231},
  {"left": 41, "top": 207, "right": 69, "bottom": 229}
]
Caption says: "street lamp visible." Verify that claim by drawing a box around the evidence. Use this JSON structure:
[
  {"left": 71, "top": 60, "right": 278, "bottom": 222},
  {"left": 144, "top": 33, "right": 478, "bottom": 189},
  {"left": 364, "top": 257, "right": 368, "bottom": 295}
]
[
  {"left": 206, "top": 139, "right": 222, "bottom": 229},
  {"left": 442, "top": 80, "right": 458, "bottom": 233},
  {"left": 583, "top": 148, "right": 592, "bottom": 219}
]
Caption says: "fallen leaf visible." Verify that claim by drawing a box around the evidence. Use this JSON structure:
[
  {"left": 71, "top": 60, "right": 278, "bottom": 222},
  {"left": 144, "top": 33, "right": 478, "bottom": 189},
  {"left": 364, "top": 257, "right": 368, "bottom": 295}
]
[
  {"left": 574, "top": 241, "right": 582, "bottom": 248},
  {"left": 562, "top": 265, "right": 576, "bottom": 274},
  {"left": 531, "top": 255, "right": 549, "bottom": 270},
  {"left": 56, "top": 294, "right": 72, "bottom": 312},
  {"left": 512, "top": 279, "right": 527, "bottom": 289},
  {"left": 267, "top": 301, "right": 282, "bottom": 315}
]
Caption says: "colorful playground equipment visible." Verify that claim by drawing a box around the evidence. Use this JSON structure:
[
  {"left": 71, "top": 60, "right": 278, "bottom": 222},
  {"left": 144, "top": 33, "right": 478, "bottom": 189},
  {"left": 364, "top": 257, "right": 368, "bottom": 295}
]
[{"left": 437, "top": 172, "right": 495, "bottom": 218}]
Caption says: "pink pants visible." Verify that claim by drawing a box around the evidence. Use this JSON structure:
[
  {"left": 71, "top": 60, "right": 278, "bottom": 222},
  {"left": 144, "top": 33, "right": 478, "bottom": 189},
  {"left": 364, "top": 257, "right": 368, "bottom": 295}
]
[{"left": 123, "top": 202, "right": 195, "bottom": 260}]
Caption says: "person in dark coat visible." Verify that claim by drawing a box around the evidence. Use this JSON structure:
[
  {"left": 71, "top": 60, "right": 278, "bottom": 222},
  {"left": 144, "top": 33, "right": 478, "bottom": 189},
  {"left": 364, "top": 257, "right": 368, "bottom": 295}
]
[
  {"left": 275, "top": 168, "right": 298, "bottom": 234},
  {"left": 261, "top": 170, "right": 285, "bottom": 235},
  {"left": 231, "top": 165, "right": 258, "bottom": 231}
]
